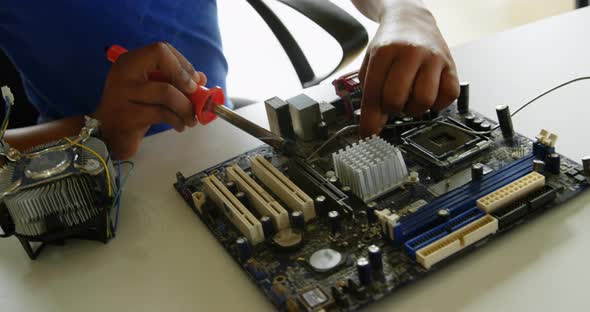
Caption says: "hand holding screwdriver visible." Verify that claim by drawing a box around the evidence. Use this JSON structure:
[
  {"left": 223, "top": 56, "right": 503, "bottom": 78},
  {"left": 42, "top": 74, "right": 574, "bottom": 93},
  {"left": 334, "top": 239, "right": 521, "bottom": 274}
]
[
  {"left": 107, "top": 44, "right": 289, "bottom": 153},
  {"left": 106, "top": 44, "right": 225, "bottom": 125},
  {"left": 94, "top": 42, "right": 206, "bottom": 159}
]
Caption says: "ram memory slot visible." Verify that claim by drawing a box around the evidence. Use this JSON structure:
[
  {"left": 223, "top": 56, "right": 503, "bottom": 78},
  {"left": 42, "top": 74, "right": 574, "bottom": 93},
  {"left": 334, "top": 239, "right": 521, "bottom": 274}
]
[{"left": 393, "top": 154, "right": 533, "bottom": 243}]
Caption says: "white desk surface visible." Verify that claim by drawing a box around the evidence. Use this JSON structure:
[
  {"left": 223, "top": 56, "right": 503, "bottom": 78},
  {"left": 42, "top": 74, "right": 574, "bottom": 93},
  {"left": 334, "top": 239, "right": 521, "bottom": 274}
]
[{"left": 3, "top": 7, "right": 590, "bottom": 312}]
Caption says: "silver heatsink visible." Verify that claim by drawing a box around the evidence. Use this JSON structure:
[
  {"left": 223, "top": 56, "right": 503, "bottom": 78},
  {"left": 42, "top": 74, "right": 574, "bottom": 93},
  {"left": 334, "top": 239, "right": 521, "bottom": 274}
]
[
  {"left": 4, "top": 175, "right": 100, "bottom": 236},
  {"left": 0, "top": 137, "right": 116, "bottom": 237},
  {"left": 333, "top": 135, "right": 408, "bottom": 202}
]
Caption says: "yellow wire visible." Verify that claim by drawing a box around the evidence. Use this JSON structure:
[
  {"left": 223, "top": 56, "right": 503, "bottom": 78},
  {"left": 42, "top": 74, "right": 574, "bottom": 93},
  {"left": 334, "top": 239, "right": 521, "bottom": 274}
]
[
  {"left": 0, "top": 119, "right": 8, "bottom": 136},
  {"left": 0, "top": 104, "right": 11, "bottom": 140},
  {"left": 63, "top": 137, "right": 113, "bottom": 197},
  {"left": 64, "top": 137, "right": 113, "bottom": 238}
]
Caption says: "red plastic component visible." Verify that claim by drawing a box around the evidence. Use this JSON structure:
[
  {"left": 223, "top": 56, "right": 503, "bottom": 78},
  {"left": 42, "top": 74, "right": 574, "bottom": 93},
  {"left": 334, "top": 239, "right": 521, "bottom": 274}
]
[
  {"left": 332, "top": 71, "right": 361, "bottom": 119},
  {"left": 333, "top": 71, "right": 361, "bottom": 93},
  {"left": 190, "top": 86, "right": 225, "bottom": 124},
  {"left": 105, "top": 44, "right": 225, "bottom": 125},
  {"left": 106, "top": 44, "right": 128, "bottom": 63}
]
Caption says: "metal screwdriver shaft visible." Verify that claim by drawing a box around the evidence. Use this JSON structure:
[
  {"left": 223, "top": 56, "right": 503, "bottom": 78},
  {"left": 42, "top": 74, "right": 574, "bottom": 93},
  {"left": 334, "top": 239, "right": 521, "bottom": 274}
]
[{"left": 213, "top": 105, "right": 289, "bottom": 152}]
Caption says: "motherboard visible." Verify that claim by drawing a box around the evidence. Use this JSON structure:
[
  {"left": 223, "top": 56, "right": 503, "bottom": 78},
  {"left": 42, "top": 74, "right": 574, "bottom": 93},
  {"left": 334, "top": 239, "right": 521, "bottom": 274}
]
[{"left": 174, "top": 75, "right": 589, "bottom": 311}]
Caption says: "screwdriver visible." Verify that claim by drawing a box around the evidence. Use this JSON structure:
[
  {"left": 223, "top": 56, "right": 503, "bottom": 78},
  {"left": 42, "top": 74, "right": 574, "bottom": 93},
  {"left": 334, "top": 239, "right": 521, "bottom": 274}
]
[{"left": 106, "top": 45, "right": 291, "bottom": 153}]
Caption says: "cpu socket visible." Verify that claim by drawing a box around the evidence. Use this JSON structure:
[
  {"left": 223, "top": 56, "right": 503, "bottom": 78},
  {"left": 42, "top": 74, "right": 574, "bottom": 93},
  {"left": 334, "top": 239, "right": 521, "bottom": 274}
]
[{"left": 402, "top": 118, "right": 491, "bottom": 168}]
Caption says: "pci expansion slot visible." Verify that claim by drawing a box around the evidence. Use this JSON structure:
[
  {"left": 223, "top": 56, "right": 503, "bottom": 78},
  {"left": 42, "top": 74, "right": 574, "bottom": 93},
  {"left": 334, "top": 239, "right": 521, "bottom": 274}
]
[
  {"left": 226, "top": 165, "right": 290, "bottom": 230},
  {"left": 251, "top": 156, "right": 316, "bottom": 221},
  {"left": 202, "top": 175, "right": 264, "bottom": 245}
]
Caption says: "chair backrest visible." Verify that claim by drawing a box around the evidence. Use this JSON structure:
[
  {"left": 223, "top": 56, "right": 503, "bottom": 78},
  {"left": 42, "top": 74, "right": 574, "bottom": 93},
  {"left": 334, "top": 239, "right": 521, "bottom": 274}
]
[{"left": 247, "top": 0, "right": 368, "bottom": 88}]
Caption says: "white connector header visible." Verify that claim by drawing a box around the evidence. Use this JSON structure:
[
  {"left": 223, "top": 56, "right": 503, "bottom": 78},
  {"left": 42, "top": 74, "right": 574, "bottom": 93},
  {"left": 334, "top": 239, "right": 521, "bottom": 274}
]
[{"left": 1, "top": 86, "right": 14, "bottom": 105}]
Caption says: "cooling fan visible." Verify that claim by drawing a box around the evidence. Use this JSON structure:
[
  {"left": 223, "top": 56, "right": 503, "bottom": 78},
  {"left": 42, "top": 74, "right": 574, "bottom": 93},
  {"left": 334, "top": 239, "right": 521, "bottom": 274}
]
[{"left": 0, "top": 115, "right": 118, "bottom": 259}]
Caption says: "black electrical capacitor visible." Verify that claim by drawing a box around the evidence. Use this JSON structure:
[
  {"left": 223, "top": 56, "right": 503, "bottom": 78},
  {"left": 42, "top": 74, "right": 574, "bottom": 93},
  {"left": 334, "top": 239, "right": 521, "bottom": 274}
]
[
  {"left": 260, "top": 216, "right": 275, "bottom": 238},
  {"left": 353, "top": 109, "right": 362, "bottom": 124},
  {"left": 225, "top": 181, "right": 237, "bottom": 194},
  {"left": 328, "top": 211, "right": 341, "bottom": 234},
  {"left": 315, "top": 195, "right": 327, "bottom": 218},
  {"left": 235, "top": 191, "right": 248, "bottom": 207},
  {"left": 290, "top": 211, "right": 305, "bottom": 230},
  {"left": 356, "top": 257, "right": 372, "bottom": 286},
  {"left": 236, "top": 237, "right": 252, "bottom": 262},
  {"left": 533, "top": 159, "right": 546, "bottom": 174},
  {"left": 583, "top": 156, "right": 590, "bottom": 178},
  {"left": 546, "top": 153, "right": 561, "bottom": 175},
  {"left": 464, "top": 114, "right": 476, "bottom": 129},
  {"left": 473, "top": 118, "right": 484, "bottom": 131},
  {"left": 422, "top": 109, "right": 435, "bottom": 120},
  {"left": 367, "top": 245, "right": 384, "bottom": 276},
  {"left": 341, "top": 186, "right": 352, "bottom": 196},
  {"left": 429, "top": 109, "right": 439, "bottom": 119},
  {"left": 393, "top": 120, "right": 405, "bottom": 139},
  {"left": 471, "top": 163, "right": 484, "bottom": 180},
  {"left": 317, "top": 121, "right": 329, "bottom": 140},
  {"left": 437, "top": 208, "right": 451, "bottom": 221},
  {"left": 366, "top": 202, "right": 378, "bottom": 224},
  {"left": 496, "top": 105, "right": 515, "bottom": 139},
  {"left": 458, "top": 82, "right": 470, "bottom": 114},
  {"left": 402, "top": 117, "right": 414, "bottom": 132},
  {"left": 480, "top": 122, "right": 492, "bottom": 133}
]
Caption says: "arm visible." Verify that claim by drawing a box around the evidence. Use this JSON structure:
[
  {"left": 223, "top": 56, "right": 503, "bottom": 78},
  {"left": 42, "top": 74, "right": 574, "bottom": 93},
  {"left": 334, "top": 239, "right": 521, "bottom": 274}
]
[
  {"left": 3, "top": 42, "right": 206, "bottom": 159},
  {"left": 351, "top": 0, "right": 460, "bottom": 137},
  {"left": 4, "top": 116, "right": 84, "bottom": 151}
]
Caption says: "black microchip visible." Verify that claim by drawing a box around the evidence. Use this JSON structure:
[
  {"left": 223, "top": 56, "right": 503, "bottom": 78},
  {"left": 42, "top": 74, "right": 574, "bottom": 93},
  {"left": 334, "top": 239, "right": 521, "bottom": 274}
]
[
  {"left": 567, "top": 168, "right": 580, "bottom": 176},
  {"left": 300, "top": 288, "right": 330, "bottom": 310},
  {"left": 574, "top": 174, "right": 587, "bottom": 184}
]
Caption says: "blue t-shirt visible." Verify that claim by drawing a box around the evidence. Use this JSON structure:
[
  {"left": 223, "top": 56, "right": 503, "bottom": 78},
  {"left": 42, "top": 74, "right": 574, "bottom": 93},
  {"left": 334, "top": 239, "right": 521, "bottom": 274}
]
[{"left": 0, "top": 0, "right": 228, "bottom": 135}]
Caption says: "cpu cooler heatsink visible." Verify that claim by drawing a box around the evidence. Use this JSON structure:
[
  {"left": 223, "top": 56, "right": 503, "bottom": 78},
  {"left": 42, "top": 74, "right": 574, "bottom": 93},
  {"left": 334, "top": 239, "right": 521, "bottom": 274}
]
[{"left": 0, "top": 122, "right": 117, "bottom": 259}]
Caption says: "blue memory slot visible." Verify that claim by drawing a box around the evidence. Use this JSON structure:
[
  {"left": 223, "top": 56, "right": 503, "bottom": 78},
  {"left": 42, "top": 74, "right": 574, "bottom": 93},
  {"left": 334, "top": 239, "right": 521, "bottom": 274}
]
[
  {"left": 404, "top": 207, "right": 485, "bottom": 257},
  {"left": 394, "top": 154, "right": 534, "bottom": 243}
]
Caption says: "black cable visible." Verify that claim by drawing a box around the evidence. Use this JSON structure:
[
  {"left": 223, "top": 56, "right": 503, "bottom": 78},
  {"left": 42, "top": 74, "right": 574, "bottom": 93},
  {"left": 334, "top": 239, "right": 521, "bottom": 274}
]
[
  {"left": 305, "top": 76, "right": 590, "bottom": 161},
  {"left": 510, "top": 76, "right": 590, "bottom": 117}
]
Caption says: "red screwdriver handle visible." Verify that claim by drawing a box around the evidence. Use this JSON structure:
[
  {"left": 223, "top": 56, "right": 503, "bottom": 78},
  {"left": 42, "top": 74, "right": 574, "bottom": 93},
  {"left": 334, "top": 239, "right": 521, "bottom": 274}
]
[{"left": 106, "top": 44, "right": 224, "bottom": 125}]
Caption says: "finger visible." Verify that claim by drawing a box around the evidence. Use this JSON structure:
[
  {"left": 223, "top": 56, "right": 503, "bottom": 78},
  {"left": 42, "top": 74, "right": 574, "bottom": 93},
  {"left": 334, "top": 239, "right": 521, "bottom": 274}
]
[
  {"left": 405, "top": 57, "right": 444, "bottom": 117},
  {"left": 134, "top": 102, "right": 186, "bottom": 132},
  {"left": 358, "top": 53, "right": 369, "bottom": 85},
  {"left": 360, "top": 47, "right": 396, "bottom": 137},
  {"left": 165, "top": 43, "right": 201, "bottom": 85},
  {"left": 197, "top": 71, "right": 207, "bottom": 86},
  {"left": 431, "top": 66, "right": 460, "bottom": 112},
  {"left": 381, "top": 48, "right": 424, "bottom": 116},
  {"left": 129, "top": 81, "right": 196, "bottom": 127},
  {"left": 127, "top": 42, "right": 198, "bottom": 94}
]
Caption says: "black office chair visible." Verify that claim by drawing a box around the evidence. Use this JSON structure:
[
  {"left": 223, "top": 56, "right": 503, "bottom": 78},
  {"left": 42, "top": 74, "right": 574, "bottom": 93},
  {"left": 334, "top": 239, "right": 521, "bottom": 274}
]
[
  {"left": 247, "top": 0, "right": 368, "bottom": 88},
  {"left": 1, "top": 1, "right": 368, "bottom": 126},
  {"left": 577, "top": 0, "right": 589, "bottom": 8}
]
